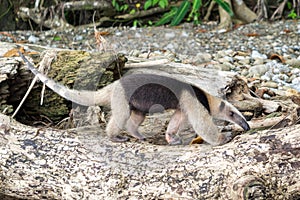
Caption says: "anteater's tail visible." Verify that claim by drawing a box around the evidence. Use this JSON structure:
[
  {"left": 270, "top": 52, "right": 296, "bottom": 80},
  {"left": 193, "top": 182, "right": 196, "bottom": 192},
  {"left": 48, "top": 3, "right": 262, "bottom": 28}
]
[{"left": 19, "top": 52, "right": 114, "bottom": 107}]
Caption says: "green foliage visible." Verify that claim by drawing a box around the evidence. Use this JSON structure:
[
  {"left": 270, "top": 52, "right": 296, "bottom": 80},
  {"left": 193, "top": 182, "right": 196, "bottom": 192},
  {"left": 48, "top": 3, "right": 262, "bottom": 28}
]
[
  {"left": 188, "top": 0, "right": 202, "bottom": 25},
  {"left": 112, "top": 0, "right": 129, "bottom": 12},
  {"left": 155, "top": 7, "right": 178, "bottom": 26},
  {"left": 53, "top": 36, "right": 62, "bottom": 41},
  {"left": 156, "top": 0, "right": 233, "bottom": 26},
  {"left": 287, "top": 1, "right": 299, "bottom": 19},
  {"left": 112, "top": 0, "right": 234, "bottom": 27},
  {"left": 144, "top": 0, "right": 168, "bottom": 10},
  {"left": 170, "top": 0, "right": 191, "bottom": 26},
  {"left": 214, "top": 0, "right": 234, "bottom": 17},
  {"left": 133, "top": 19, "right": 139, "bottom": 27},
  {"left": 288, "top": 9, "right": 298, "bottom": 19}
]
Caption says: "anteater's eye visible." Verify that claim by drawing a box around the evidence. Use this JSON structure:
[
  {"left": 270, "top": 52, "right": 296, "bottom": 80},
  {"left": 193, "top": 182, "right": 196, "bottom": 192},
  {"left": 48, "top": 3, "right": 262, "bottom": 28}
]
[{"left": 230, "top": 111, "right": 235, "bottom": 117}]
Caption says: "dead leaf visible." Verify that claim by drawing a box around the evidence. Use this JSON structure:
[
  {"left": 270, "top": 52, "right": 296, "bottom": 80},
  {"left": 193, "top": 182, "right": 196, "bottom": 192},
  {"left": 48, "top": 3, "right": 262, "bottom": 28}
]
[
  {"left": 3, "top": 47, "right": 39, "bottom": 57},
  {"left": 3, "top": 47, "right": 25, "bottom": 57},
  {"left": 269, "top": 53, "right": 285, "bottom": 63},
  {"left": 245, "top": 33, "right": 260, "bottom": 37},
  {"left": 190, "top": 136, "right": 204, "bottom": 144}
]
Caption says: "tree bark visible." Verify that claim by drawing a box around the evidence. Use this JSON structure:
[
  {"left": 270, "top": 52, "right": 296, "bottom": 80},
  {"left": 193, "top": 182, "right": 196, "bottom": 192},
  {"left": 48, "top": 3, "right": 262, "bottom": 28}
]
[
  {"left": 0, "top": 113, "right": 300, "bottom": 199},
  {"left": 218, "top": 0, "right": 257, "bottom": 30}
]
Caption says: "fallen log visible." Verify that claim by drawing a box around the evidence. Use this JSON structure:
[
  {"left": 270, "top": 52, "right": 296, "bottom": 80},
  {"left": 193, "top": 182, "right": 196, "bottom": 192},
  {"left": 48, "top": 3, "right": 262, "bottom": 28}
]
[{"left": 0, "top": 113, "right": 300, "bottom": 199}]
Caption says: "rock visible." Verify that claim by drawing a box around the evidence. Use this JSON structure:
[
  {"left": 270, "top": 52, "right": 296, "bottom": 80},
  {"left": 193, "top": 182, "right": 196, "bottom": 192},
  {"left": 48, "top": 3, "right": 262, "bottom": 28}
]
[
  {"left": 291, "top": 68, "right": 300, "bottom": 75},
  {"left": 253, "top": 58, "right": 265, "bottom": 65},
  {"left": 251, "top": 50, "right": 267, "bottom": 59},
  {"left": 248, "top": 65, "right": 270, "bottom": 77},
  {"left": 218, "top": 56, "right": 234, "bottom": 63},
  {"left": 196, "top": 52, "right": 212, "bottom": 62},
  {"left": 261, "top": 81, "right": 278, "bottom": 88},
  {"left": 286, "top": 58, "right": 300, "bottom": 68},
  {"left": 28, "top": 35, "right": 39, "bottom": 43},
  {"left": 165, "top": 32, "right": 176, "bottom": 40},
  {"left": 135, "top": 32, "right": 141, "bottom": 38},
  {"left": 216, "top": 63, "right": 234, "bottom": 71},
  {"left": 292, "top": 77, "right": 300, "bottom": 86}
]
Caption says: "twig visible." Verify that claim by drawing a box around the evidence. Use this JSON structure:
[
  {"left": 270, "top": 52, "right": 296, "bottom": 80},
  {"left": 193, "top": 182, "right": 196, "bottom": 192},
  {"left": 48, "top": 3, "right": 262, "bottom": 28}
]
[
  {"left": 270, "top": 0, "right": 288, "bottom": 20},
  {"left": 204, "top": 1, "right": 216, "bottom": 21},
  {"left": 13, "top": 51, "right": 57, "bottom": 118},
  {"left": 11, "top": 76, "right": 39, "bottom": 118}
]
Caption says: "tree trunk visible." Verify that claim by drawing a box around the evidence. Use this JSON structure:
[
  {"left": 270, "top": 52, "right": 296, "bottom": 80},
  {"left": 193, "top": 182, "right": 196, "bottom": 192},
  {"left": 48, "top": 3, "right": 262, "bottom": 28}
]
[{"left": 218, "top": 0, "right": 257, "bottom": 30}]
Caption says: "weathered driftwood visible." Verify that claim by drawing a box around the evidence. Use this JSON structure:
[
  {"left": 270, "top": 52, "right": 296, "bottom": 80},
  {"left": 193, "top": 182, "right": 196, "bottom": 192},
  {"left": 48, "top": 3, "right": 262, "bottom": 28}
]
[{"left": 0, "top": 113, "right": 300, "bottom": 199}]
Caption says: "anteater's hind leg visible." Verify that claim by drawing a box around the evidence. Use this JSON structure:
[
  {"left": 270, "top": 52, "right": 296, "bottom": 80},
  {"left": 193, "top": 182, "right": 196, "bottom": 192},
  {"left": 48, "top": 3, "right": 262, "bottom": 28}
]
[
  {"left": 125, "top": 110, "right": 146, "bottom": 140},
  {"left": 106, "top": 83, "right": 131, "bottom": 142},
  {"left": 165, "top": 109, "right": 187, "bottom": 145}
]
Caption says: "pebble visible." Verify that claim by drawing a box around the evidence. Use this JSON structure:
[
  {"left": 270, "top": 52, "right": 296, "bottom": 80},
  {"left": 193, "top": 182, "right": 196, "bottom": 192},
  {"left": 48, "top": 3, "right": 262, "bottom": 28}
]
[
  {"left": 251, "top": 50, "right": 267, "bottom": 59},
  {"left": 253, "top": 58, "right": 264, "bottom": 65},
  {"left": 261, "top": 81, "right": 278, "bottom": 88},
  {"left": 286, "top": 58, "right": 300, "bottom": 67},
  {"left": 28, "top": 35, "right": 39, "bottom": 43},
  {"left": 248, "top": 65, "right": 270, "bottom": 77},
  {"left": 1, "top": 20, "right": 299, "bottom": 93},
  {"left": 291, "top": 68, "right": 300, "bottom": 74},
  {"left": 165, "top": 32, "right": 176, "bottom": 40}
]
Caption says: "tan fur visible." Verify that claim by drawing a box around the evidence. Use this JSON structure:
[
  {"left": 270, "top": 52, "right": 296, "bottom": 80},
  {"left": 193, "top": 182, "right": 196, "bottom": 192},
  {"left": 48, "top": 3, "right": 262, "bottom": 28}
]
[
  {"left": 165, "top": 109, "right": 187, "bottom": 144},
  {"left": 107, "top": 83, "right": 240, "bottom": 145},
  {"left": 179, "top": 90, "right": 229, "bottom": 145},
  {"left": 20, "top": 52, "right": 249, "bottom": 145}
]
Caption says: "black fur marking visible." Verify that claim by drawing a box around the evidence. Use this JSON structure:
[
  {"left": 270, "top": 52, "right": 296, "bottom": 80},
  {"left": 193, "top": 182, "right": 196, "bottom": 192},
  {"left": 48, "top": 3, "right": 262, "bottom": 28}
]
[
  {"left": 120, "top": 74, "right": 210, "bottom": 114},
  {"left": 191, "top": 86, "right": 210, "bottom": 113},
  {"left": 219, "top": 101, "right": 225, "bottom": 112}
]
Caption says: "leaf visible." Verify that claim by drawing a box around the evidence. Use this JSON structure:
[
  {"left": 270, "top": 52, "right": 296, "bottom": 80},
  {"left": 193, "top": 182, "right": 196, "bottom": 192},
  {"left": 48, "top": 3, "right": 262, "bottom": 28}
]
[
  {"left": 112, "top": 0, "right": 116, "bottom": 7},
  {"left": 153, "top": 0, "right": 160, "bottom": 6},
  {"left": 53, "top": 36, "right": 62, "bottom": 41},
  {"left": 121, "top": 4, "right": 129, "bottom": 11},
  {"left": 190, "top": 136, "right": 204, "bottom": 144},
  {"left": 170, "top": 0, "right": 191, "bottom": 26},
  {"left": 158, "top": 0, "right": 168, "bottom": 9},
  {"left": 112, "top": 0, "right": 120, "bottom": 11},
  {"left": 155, "top": 7, "right": 178, "bottom": 26},
  {"left": 188, "top": 0, "right": 202, "bottom": 21},
  {"left": 129, "top": 9, "right": 136, "bottom": 15},
  {"left": 214, "top": 0, "right": 234, "bottom": 17},
  {"left": 144, "top": 0, "right": 152, "bottom": 10}
]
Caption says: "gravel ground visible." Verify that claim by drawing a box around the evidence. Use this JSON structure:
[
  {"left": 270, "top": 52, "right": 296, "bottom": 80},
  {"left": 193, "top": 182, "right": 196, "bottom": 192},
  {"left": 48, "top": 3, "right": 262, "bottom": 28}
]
[{"left": 1, "top": 20, "right": 300, "bottom": 93}]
